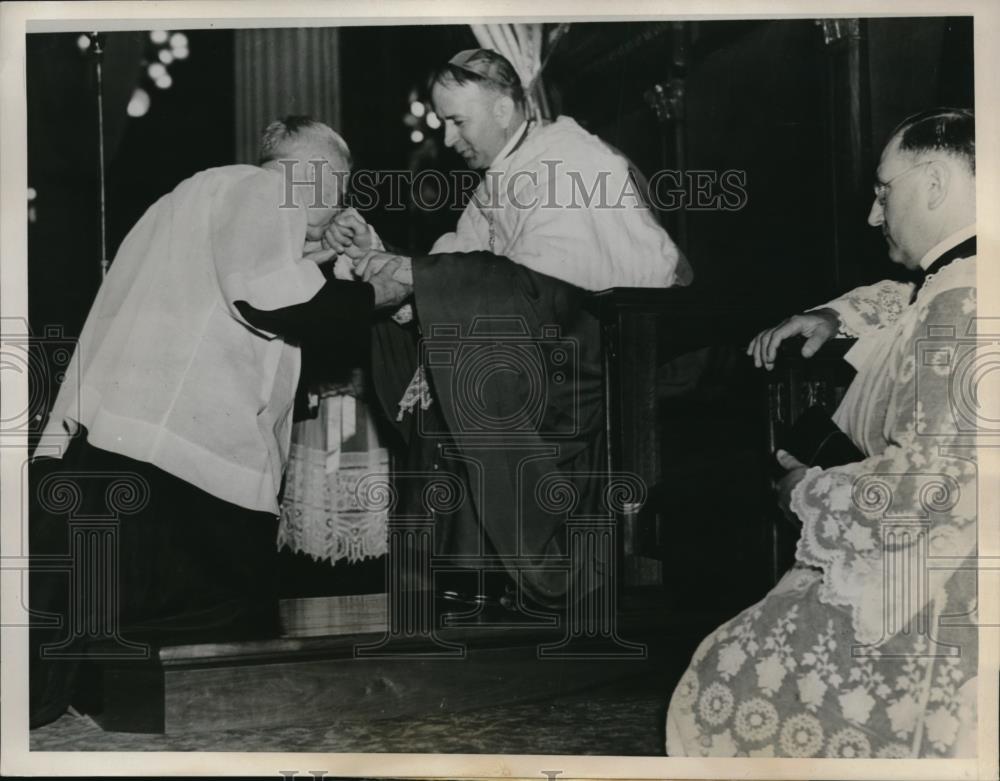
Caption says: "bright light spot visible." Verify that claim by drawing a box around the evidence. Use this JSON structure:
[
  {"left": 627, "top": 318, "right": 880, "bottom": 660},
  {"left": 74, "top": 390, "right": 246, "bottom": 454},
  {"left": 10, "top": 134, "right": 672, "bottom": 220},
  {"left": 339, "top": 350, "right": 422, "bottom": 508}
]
[
  {"left": 77, "top": 34, "right": 91, "bottom": 51},
  {"left": 410, "top": 101, "right": 425, "bottom": 118},
  {"left": 172, "top": 46, "right": 189, "bottom": 60},
  {"left": 147, "top": 62, "right": 167, "bottom": 80},
  {"left": 27, "top": 187, "right": 37, "bottom": 201},
  {"left": 127, "top": 88, "right": 150, "bottom": 118},
  {"left": 170, "top": 32, "right": 188, "bottom": 49},
  {"left": 155, "top": 73, "right": 173, "bottom": 90},
  {"left": 426, "top": 112, "right": 441, "bottom": 129},
  {"left": 158, "top": 49, "right": 174, "bottom": 65},
  {"left": 150, "top": 30, "right": 169, "bottom": 44},
  {"left": 410, "top": 130, "right": 424, "bottom": 144}
]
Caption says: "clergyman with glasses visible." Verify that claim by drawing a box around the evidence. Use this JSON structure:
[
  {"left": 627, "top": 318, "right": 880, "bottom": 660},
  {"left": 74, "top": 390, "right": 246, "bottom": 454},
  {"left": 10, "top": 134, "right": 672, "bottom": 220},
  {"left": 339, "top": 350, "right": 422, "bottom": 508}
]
[{"left": 667, "top": 108, "right": 978, "bottom": 757}]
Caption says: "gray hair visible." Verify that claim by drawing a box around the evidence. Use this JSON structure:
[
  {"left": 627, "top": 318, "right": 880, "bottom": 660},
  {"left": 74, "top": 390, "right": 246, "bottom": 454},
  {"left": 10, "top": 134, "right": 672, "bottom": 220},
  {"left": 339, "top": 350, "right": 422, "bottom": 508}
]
[{"left": 258, "top": 115, "right": 352, "bottom": 167}]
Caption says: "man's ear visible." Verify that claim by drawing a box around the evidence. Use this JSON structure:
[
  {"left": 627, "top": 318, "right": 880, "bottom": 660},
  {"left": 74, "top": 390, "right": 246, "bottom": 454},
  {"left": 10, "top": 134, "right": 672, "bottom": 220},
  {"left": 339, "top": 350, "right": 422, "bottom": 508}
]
[
  {"left": 925, "top": 160, "right": 950, "bottom": 210},
  {"left": 493, "top": 95, "right": 516, "bottom": 129}
]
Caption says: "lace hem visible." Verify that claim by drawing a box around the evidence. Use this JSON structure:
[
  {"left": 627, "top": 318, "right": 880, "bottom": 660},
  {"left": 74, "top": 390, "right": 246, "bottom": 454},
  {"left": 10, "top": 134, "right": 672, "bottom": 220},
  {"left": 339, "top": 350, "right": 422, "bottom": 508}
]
[
  {"left": 790, "top": 460, "right": 975, "bottom": 647},
  {"left": 277, "top": 443, "right": 388, "bottom": 565},
  {"left": 790, "top": 465, "right": 883, "bottom": 645}
]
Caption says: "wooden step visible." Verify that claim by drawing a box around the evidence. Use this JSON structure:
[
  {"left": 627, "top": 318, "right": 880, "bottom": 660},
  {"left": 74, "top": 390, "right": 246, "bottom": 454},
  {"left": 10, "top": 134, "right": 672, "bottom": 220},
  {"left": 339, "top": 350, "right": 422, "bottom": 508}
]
[{"left": 83, "top": 593, "right": 661, "bottom": 734}]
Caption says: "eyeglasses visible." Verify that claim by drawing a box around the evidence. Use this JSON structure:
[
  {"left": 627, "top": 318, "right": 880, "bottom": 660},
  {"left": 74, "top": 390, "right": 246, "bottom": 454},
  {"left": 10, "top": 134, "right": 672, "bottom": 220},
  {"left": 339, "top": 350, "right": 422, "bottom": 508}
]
[{"left": 873, "top": 160, "right": 938, "bottom": 205}]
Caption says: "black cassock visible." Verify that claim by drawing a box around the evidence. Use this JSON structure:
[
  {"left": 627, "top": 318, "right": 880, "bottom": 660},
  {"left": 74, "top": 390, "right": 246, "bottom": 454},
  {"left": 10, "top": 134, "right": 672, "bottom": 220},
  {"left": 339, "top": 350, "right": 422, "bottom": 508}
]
[
  {"left": 29, "top": 275, "right": 373, "bottom": 728},
  {"left": 370, "top": 251, "right": 607, "bottom": 608}
]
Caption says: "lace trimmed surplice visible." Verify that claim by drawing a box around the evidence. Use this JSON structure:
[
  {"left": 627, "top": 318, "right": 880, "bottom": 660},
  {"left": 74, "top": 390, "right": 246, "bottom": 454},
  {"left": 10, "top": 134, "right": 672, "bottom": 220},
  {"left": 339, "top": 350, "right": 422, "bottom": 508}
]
[
  {"left": 666, "top": 257, "right": 978, "bottom": 758},
  {"left": 277, "top": 381, "right": 389, "bottom": 566}
]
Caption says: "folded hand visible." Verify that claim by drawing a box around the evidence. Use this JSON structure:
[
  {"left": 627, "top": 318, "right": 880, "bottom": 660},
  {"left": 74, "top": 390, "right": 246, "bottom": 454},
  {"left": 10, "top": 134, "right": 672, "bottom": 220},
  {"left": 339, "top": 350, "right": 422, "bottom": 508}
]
[{"left": 322, "top": 208, "right": 373, "bottom": 260}]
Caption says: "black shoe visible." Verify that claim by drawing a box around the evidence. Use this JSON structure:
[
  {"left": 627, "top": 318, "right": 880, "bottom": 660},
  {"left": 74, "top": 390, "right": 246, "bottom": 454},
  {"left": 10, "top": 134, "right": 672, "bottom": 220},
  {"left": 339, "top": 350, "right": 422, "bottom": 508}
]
[{"left": 30, "top": 657, "right": 80, "bottom": 729}]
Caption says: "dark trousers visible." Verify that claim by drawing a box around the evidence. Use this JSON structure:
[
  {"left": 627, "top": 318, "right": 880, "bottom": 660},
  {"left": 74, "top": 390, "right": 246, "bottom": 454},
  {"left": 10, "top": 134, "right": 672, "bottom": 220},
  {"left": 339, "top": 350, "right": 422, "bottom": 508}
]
[{"left": 29, "top": 436, "right": 279, "bottom": 727}]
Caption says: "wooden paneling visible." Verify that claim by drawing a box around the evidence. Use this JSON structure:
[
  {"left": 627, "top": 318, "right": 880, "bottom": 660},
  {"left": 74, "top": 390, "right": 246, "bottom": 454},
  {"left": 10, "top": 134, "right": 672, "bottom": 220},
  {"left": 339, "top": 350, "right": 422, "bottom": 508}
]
[
  {"left": 682, "top": 21, "right": 833, "bottom": 309},
  {"left": 763, "top": 338, "right": 857, "bottom": 579},
  {"left": 819, "top": 19, "right": 875, "bottom": 293},
  {"left": 548, "top": 18, "right": 972, "bottom": 304},
  {"left": 595, "top": 287, "right": 780, "bottom": 608},
  {"left": 867, "top": 18, "right": 948, "bottom": 149}
]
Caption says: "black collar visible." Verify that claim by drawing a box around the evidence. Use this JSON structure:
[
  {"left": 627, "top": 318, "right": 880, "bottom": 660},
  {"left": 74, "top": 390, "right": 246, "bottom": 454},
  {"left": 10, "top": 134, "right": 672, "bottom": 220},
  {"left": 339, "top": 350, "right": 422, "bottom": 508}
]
[{"left": 909, "top": 234, "right": 976, "bottom": 303}]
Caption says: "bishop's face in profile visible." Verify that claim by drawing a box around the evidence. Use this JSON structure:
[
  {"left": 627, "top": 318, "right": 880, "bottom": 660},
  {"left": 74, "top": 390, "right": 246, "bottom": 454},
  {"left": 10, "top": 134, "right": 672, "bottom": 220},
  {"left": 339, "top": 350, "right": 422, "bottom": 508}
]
[{"left": 867, "top": 134, "right": 976, "bottom": 270}]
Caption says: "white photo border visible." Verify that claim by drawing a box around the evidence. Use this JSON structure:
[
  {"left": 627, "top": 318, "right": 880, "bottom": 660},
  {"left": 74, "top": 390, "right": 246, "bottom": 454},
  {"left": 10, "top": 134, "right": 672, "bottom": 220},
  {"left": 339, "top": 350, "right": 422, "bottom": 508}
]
[{"left": 2, "top": 1, "right": 997, "bottom": 778}]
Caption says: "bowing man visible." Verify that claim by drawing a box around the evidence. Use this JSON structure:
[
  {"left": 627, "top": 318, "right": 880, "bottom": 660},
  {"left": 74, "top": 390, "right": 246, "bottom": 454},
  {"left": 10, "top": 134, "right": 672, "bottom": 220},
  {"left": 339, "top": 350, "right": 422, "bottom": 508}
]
[{"left": 29, "top": 116, "right": 398, "bottom": 727}]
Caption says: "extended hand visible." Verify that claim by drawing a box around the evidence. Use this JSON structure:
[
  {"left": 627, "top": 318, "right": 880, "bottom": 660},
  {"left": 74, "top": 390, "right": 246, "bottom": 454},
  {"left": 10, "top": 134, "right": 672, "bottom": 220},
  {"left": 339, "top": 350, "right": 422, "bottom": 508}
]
[
  {"left": 355, "top": 250, "right": 413, "bottom": 284},
  {"left": 747, "top": 308, "right": 840, "bottom": 371},
  {"left": 322, "top": 208, "right": 374, "bottom": 260},
  {"left": 365, "top": 253, "right": 414, "bottom": 309},
  {"left": 773, "top": 449, "right": 808, "bottom": 523}
]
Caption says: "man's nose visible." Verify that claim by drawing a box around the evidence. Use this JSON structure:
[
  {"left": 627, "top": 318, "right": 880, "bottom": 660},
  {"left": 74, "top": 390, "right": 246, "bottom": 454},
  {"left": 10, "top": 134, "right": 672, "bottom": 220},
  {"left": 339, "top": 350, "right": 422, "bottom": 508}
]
[
  {"left": 443, "top": 123, "right": 458, "bottom": 148},
  {"left": 867, "top": 198, "right": 884, "bottom": 227}
]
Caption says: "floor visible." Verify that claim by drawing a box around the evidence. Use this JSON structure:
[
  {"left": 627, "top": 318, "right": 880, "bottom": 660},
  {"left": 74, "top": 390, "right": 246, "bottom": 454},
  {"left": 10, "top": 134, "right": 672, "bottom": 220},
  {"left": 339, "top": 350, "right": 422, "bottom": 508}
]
[
  {"left": 28, "top": 584, "right": 716, "bottom": 755},
  {"left": 30, "top": 674, "right": 669, "bottom": 755}
]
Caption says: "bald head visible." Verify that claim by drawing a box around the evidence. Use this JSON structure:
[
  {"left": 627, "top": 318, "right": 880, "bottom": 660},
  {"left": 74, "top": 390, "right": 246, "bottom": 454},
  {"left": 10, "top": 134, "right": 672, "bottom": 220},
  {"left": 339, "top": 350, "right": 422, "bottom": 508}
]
[
  {"left": 868, "top": 108, "right": 976, "bottom": 268},
  {"left": 259, "top": 115, "right": 351, "bottom": 168},
  {"left": 259, "top": 116, "right": 352, "bottom": 241}
]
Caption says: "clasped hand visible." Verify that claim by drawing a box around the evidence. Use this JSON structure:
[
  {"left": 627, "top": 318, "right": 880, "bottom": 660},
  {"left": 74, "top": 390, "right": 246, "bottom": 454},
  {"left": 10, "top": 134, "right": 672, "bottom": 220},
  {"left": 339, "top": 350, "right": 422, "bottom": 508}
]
[
  {"left": 321, "top": 207, "right": 373, "bottom": 259},
  {"left": 308, "top": 209, "right": 413, "bottom": 309},
  {"left": 302, "top": 208, "right": 370, "bottom": 272}
]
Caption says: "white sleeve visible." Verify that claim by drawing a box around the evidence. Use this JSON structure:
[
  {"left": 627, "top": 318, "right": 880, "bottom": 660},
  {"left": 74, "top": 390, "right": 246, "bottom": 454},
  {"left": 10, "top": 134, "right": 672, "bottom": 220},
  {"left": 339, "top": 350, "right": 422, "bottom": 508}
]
[
  {"left": 809, "top": 280, "right": 914, "bottom": 337},
  {"left": 503, "top": 155, "right": 680, "bottom": 290},
  {"left": 211, "top": 169, "right": 325, "bottom": 336}
]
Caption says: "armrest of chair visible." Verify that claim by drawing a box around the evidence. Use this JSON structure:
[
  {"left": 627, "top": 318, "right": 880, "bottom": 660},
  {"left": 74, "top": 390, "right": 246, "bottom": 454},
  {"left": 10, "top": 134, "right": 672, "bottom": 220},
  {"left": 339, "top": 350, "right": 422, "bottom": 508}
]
[{"left": 592, "top": 286, "right": 772, "bottom": 583}]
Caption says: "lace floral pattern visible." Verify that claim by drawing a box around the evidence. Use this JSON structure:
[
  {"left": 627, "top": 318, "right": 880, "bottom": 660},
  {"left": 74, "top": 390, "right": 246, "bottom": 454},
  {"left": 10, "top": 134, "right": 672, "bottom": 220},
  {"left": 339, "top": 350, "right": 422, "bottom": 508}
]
[
  {"left": 278, "top": 446, "right": 389, "bottom": 564},
  {"left": 818, "top": 279, "right": 912, "bottom": 337},
  {"left": 666, "top": 259, "right": 978, "bottom": 758},
  {"left": 278, "top": 393, "right": 389, "bottom": 565},
  {"left": 734, "top": 698, "right": 780, "bottom": 742}
]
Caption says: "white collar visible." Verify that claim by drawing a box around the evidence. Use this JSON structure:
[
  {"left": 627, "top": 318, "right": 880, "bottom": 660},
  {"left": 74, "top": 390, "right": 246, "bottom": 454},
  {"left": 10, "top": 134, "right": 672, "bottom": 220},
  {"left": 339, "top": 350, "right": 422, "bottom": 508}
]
[
  {"left": 918, "top": 223, "right": 976, "bottom": 270},
  {"left": 490, "top": 120, "right": 529, "bottom": 168}
]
